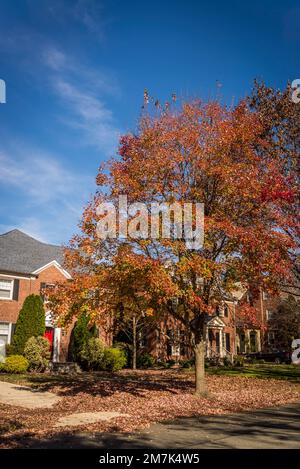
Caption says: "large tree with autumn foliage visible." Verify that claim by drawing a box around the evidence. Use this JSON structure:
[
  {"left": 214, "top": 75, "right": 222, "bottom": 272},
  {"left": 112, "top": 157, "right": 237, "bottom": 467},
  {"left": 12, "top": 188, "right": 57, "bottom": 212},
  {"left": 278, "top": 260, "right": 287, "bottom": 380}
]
[
  {"left": 49, "top": 96, "right": 296, "bottom": 394},
  {"left": 249, "top": 80, "right": 300, "bottom": 295}
]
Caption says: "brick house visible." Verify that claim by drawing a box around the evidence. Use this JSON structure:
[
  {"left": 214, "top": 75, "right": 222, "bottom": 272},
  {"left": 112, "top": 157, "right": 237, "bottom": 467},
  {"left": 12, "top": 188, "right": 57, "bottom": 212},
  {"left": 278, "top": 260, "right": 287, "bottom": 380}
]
[
  {"left": 142, "top": 302, "right": 245, "bottom": 362},
  {"left": 0, "top": 229, "right": 72, "bottom": 361},
  {"left": 140, "top": 286, "right": 286, "bottom": 361}
]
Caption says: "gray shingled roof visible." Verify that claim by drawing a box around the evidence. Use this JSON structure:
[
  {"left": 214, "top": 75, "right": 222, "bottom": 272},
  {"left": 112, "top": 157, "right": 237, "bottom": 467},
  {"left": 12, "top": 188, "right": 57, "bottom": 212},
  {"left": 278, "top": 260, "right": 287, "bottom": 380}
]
[{"left": 0, "top": 229, "right": 64, "bottom": 275}]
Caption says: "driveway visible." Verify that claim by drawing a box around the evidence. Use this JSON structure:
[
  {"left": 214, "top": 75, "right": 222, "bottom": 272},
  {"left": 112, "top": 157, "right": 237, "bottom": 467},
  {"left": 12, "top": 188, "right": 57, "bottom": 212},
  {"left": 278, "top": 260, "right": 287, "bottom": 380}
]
[{"left": 18, "top": 402, "right": 300, "bottom": 448}]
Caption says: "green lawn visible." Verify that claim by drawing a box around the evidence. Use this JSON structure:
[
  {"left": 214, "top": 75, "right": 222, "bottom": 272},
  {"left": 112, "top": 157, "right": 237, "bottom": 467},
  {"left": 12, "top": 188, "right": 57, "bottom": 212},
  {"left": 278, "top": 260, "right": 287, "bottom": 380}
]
[
  {"left": 0, "top": 372, "right": 66, "bottom": 386},
  {"left": 0, "top": 364, "right": 300, "bottom": 387},
  {"left": 207, "top": 364, "right": 300, "bottom": 382}
]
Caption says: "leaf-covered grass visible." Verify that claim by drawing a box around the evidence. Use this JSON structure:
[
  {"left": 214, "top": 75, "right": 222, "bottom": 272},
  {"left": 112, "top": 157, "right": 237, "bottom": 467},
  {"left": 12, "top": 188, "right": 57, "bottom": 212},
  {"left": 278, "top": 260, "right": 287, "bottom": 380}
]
[
  {"left": 0, "top": 369, "right": 299, "bottom": 448},
  {"left": 207, "top": 364, "right": 300, "bottom": 382}
]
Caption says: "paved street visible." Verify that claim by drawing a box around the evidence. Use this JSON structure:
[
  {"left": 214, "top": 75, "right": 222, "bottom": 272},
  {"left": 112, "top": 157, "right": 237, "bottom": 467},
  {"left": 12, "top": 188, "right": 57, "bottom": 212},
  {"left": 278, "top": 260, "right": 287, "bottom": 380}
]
[{"left": 21, "top": 402, "right": 300, "bottom": 449}]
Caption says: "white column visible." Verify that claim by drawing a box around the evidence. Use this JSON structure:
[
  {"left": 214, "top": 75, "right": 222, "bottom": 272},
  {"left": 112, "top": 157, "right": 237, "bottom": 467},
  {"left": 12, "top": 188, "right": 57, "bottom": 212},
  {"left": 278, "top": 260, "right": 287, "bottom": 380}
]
[
  {"left": 8, "top": 323, "right": 13, "bottom": 344},
  {"left": 219, "top": 328, "right": 223, "bottom": 357},
  {"left": 52, "top": 328, "right": 61, "bottom": 362},
  {"left": 206, "top": 327, "right": 209, "bottom": 357},
  {"left": 245, "top": 330, "right": 250, "bottom": 353},
  {"left": 256, "top": 330, "right": 261, "bottom": 352}
]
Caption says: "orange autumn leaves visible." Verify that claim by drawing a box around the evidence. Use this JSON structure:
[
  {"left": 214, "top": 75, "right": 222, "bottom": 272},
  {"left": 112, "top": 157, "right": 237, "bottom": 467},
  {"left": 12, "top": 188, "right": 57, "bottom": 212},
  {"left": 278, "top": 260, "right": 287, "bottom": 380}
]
[{"left": 48, "top": 98, "right": 297, "bottom": 330}]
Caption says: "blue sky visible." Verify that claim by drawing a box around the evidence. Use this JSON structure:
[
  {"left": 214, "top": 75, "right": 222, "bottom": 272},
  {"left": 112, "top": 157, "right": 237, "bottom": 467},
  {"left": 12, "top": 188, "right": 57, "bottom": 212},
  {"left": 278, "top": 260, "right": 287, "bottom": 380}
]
[{"left": 0, "top": 0, "right": 299, "bottom": 245}]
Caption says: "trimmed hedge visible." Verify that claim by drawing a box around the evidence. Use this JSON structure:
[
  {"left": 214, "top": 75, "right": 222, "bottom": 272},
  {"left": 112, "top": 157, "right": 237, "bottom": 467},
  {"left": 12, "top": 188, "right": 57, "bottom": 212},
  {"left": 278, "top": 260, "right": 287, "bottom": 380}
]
[
  {"left": 79, "top": 337, "right": 105, "bottom": 370},
  {"left": 102, "top": 347, "right": 127, "bottom": 372},
  {"left": 79, "top": 338, "right": 127, "bottom": 372},
  {"left": 68, "top": 310, "right": 97, "bottom": 363},
  {"left": 137, "top": 352, "right": 155, "bottom": 369},
  {"left": 11, "top": 294, "right": 45, "bottom": 354},
  {"left": 24, "top": 336, "right": 51, "bottom": 372},
  {"left": 0, "top": 355, "right": 29, "bottom": 373}
]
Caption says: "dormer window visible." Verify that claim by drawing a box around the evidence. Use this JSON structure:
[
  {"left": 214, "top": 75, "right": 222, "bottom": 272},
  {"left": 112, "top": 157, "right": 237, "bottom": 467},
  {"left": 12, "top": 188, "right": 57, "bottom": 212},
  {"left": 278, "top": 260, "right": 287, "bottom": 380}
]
[{"left": 224, "top": 304, "right": 229, "bottom": 317}]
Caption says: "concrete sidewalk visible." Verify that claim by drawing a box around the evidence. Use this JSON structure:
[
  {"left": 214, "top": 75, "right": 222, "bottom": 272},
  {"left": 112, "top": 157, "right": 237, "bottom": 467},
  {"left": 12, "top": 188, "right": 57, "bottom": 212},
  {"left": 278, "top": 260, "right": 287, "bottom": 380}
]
[{"left": 0, "top": 380, "right": 59, "bottom": 409}]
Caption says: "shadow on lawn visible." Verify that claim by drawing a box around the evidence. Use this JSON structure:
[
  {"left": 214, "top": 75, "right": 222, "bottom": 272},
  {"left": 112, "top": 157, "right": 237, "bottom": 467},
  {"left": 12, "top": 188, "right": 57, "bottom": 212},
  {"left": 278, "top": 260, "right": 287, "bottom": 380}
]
[
  {"left": 1, "top": 403, "right": 300, "bottom": 449},
  {"left": 21, "top": 370, "right": 194, "bottom": 399},
  {"left": 0, "top": 419, "right": 24, "bottom": 437}
]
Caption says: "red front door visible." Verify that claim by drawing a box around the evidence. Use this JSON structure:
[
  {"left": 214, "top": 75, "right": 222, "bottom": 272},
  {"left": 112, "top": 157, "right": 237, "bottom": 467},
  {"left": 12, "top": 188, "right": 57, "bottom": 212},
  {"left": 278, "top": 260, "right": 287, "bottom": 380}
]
[{"left": 44, "top": 328, "right": 54, "bottom": 355}]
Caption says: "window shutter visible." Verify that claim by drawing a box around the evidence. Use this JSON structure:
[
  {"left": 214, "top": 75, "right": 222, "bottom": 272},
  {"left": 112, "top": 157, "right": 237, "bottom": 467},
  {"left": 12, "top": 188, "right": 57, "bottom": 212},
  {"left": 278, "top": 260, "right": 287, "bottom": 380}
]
[
  {"left": 12, "top": 279, "right": 19, "bottom": 301},
  {"left": 10, "top": 323, "right": 16, "bottom": 343}
]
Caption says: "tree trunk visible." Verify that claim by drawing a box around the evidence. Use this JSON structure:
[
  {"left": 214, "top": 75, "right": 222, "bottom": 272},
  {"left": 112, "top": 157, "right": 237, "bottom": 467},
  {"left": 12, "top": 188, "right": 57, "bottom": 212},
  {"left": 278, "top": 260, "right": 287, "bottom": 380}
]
[
  {"left": 194, "top": 338, "right": 206, "bottom": 395},
  {"left": 132, "top": 314, "right": 137, "bottom": 370}
]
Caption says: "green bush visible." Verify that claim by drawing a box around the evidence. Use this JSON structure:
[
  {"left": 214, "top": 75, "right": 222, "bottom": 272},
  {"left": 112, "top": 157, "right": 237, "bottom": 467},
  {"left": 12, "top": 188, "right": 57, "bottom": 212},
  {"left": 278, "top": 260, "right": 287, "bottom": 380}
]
[
  {"left": 113, "top": 342, "right": 131, "bottom": 367},
  {"left": 68, "top": 310, "right": 97, "bottom": 363},
  {"left": 166, "top": 359, "right": 176, "bottom": 368},
  {"left": 11, "top": 294, "right": 45, "bottom": 354},
  {"left": 233, "top": 355, "right": 245, "bottom": 367},
  {"left": 78, "top": 339, "right": 127, "bottom": 372},
  {"left": 1, "top": 355, "right": 29, "bottom": 373},
  {"left": 155, "top": 359, "right": 168, "bottom": 368},
  {"left": 223, "top": 356, "right": 233, "bottom": 367},
  {"left": 137, "top": 352, "right": 155, "bottom": 369},
  {"left": 79, "top": 337, "right": 105, "bottom": 370},
  {"left": 24, "top": 336, "right": 51, "bottom": 372},
  {"left": 5, "top": 344, "right": 13, "bottom": 357},
  {"left": 180, "top": 358, "right": 195, "bottom": 369},
  {"left": 102, "top": 347, "right": 127, "bottom": 372}
]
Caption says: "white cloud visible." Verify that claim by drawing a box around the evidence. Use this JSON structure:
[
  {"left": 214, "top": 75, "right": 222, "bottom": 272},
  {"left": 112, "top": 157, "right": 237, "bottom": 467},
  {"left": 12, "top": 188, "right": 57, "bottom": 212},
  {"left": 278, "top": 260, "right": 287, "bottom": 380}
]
[
  {"left": 52, "top": 78, "right": 120, "bottom": 153},
  {"left": 0, "top": 24, "right": 121, "bottom": 242},
  {"left": 43, "top": 47, "right": 68, "bottom": 71},
  {"left": 45, "top": 0, "right": 107, "bottom": 43},
  {"left": 0, "top": 147, "right": 94, "bottom": 243},
  {"left": 0, "top": 150, "right": 91, "bottom": 205},
  {"left": 40, "top": 45, "right": 121, "bottom": 154}
]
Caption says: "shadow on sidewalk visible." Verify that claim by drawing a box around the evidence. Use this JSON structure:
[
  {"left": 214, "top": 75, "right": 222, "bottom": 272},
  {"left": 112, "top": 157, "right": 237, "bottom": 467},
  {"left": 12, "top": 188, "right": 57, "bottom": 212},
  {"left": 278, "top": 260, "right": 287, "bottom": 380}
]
[{"left": 2, "top": 403, "right": 300, "bottom": 449}]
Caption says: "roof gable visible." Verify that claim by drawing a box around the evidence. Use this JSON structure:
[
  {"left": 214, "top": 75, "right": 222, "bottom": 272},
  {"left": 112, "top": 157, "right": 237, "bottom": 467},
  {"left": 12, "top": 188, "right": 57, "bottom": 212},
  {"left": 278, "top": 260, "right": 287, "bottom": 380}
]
[
  {"left": 0, "top": 229, "right": 66, "bottom": 275},
  {"left": 207, "top": 316, "right": 225, "bottom": 328}
]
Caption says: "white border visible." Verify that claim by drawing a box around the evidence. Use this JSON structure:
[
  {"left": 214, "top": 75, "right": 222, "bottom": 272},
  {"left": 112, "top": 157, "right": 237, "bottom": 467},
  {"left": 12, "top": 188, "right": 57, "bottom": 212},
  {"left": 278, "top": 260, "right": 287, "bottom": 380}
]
[
  {"left": 32, "top": 260, "right": 72, "bottom": 279},
  {"left": 0, "top": 273, "right": 36, "bottom": 280},
  {"left": 0, "top": 278, "right": 14, "bottom": 300}
]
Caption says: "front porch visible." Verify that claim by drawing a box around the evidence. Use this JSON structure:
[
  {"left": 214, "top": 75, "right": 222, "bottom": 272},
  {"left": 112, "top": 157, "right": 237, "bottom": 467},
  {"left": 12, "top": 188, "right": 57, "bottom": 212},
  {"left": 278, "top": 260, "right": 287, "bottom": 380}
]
[
  {"left": 205, "top": 316, "right": 232, "bottom": 359},
  {"left": 205, "top": 317, "right": 261, "bottom": 359}
]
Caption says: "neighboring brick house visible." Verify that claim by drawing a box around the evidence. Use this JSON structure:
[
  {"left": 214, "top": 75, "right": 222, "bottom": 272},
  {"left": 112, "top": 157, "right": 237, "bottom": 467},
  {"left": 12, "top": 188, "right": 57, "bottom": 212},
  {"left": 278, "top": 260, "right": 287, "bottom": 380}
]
[
  {"left": 143, "top": 301, "right": 244, "bottom": 361},
  {"left": 140, "top": 286, "right": 287, "bottom": 361},
  {"left": 0, "top": 229, "right": 72, "bottom": 361}
]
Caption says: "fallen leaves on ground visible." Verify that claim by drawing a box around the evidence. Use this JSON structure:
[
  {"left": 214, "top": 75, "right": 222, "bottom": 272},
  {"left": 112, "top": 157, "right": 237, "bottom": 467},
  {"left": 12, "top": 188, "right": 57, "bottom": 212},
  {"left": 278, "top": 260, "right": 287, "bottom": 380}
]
[{"left": 0, "top": 369, "right": 299, "bottom": 448}]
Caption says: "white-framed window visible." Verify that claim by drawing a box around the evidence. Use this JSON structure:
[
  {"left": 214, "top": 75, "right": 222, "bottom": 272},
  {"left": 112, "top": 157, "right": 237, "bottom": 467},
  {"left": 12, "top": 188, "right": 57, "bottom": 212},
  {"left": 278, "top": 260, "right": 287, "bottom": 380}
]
[
  {"left": 268, "top": 331, "right": 275, "bottom": 345},
  {"left": 0, "top": 279, "right": 14, "bottom": 300},
  {"left": 40, "top": 282, "right": 55, "bottom": 302},
  {"left": 171, "top": 344, "right": 180, "bottom": 357},
  {"left": 0, "top": 322, "right": 10, "bottom": 344},
  {"left": 266, "top": 310, "right": 273, "bottom": 321},
  {"left": 262, "top": 291, "right": 268, "bottom": 300}
]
